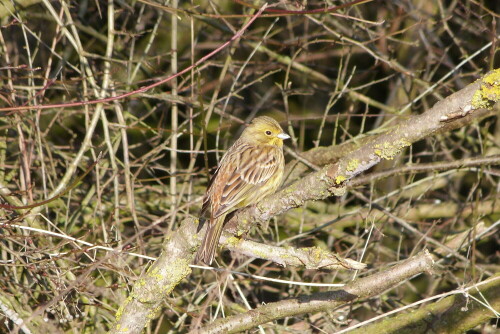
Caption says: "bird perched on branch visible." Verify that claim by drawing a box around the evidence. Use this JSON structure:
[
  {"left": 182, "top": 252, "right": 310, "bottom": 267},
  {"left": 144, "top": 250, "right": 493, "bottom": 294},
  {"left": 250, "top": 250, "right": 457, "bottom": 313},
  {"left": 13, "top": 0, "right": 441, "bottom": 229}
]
[{"left": 195, "top": 116, "right": 290, "bottom": 264}]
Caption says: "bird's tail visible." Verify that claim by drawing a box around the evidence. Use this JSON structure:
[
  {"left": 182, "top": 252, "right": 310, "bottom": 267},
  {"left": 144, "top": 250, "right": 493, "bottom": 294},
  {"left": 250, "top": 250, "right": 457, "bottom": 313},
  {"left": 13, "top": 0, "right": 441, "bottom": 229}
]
[{"left": 195, "top": 215, "right": 225, "bottom": 265}]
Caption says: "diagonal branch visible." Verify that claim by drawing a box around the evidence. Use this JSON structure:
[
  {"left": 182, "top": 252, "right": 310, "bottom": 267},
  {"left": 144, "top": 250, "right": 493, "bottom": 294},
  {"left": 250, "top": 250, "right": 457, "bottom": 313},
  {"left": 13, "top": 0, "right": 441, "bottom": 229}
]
[
  {"left": 225, "top": 70, "right": 500, "bottom": 233},
  {"left": 194, "top": 250, "right": 435, "bottom": 333}
]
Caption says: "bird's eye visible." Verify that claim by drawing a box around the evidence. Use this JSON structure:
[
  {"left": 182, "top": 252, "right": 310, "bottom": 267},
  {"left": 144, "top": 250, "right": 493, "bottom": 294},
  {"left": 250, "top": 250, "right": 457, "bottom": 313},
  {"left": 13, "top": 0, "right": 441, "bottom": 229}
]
[{"left": 265, "top": 130, "right": 272, "bottom": 135}]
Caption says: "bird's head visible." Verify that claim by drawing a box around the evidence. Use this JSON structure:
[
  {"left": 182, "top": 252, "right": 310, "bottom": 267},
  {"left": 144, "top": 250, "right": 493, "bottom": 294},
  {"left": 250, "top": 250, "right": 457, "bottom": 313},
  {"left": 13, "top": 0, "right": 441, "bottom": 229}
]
[{"left": 240, "top": 116, "right": 290, "bottom": 147}]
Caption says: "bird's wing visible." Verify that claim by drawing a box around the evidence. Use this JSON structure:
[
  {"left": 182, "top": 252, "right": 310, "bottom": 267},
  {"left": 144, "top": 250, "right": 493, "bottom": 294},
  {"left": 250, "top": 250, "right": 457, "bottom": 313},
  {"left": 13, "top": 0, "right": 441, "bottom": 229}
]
[{"left": 202, "top": 144, "right": 281, "bottom": 219}]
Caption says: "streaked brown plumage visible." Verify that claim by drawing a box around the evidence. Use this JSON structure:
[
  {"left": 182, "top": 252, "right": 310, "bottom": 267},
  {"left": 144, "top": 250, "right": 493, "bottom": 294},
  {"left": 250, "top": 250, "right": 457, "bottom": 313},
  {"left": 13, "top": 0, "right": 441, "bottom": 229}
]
[{"left": 195, "top": 116, "right": 290, "bottom": 264}]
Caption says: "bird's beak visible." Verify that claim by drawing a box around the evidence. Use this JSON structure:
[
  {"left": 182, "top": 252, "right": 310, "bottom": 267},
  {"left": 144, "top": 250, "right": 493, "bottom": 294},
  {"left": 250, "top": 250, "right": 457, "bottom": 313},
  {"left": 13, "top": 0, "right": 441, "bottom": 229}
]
[{"left": 277, "top": 132, "right": 290, "bottom": 140}]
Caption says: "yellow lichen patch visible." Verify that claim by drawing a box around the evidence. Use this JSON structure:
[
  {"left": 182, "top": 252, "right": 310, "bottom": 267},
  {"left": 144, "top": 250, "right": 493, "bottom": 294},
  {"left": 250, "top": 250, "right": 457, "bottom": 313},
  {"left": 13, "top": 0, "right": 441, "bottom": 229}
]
[
  {"left": 223, "top": 236, "right": 242, "bottom": 247},
  {"left": 335, "top": 175, "right": 346, "bottom": 184},
  {"left": 164, "top": 258, "right": 191, "bottom": 295},
  {"left": 147, "top": 267, "right": 163, "bottom": 281},
  {"left": 115, "top": 308, "right": 123, "bottom": 323},
  {"left": 346, "top": 159, "right": 360, "bottom": 172},
  {"left": 483, "top": 68, "right": 500, "bottom": 86},
  {"left": 373, "top": 139, "right": 411, "bottom": 160},
  {"left": 115, "top": 325, "right": 129, "bottom": 332},
  {"left": 147, "top": 305, "right": 162, "bottom": 319},
  {"left": 471, "top": 69, "right": 500, "bottom": 109},
  {"left": 115, "top": 296, "right": 132, "bottom": 322}
]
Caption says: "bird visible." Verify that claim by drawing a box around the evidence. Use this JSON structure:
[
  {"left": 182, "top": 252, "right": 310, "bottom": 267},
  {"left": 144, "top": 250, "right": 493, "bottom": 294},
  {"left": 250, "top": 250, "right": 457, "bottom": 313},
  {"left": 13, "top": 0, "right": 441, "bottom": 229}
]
[{"left": 195, "top": 116, "right": 290, "bottom": 264}]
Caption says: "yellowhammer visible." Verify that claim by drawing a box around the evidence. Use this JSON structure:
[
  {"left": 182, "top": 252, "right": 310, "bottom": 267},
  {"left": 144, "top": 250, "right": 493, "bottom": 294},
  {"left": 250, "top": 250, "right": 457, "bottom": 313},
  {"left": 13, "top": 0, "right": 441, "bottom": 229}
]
[{"left": 195, "top": 116, "right": 290, "bottom": 264}]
